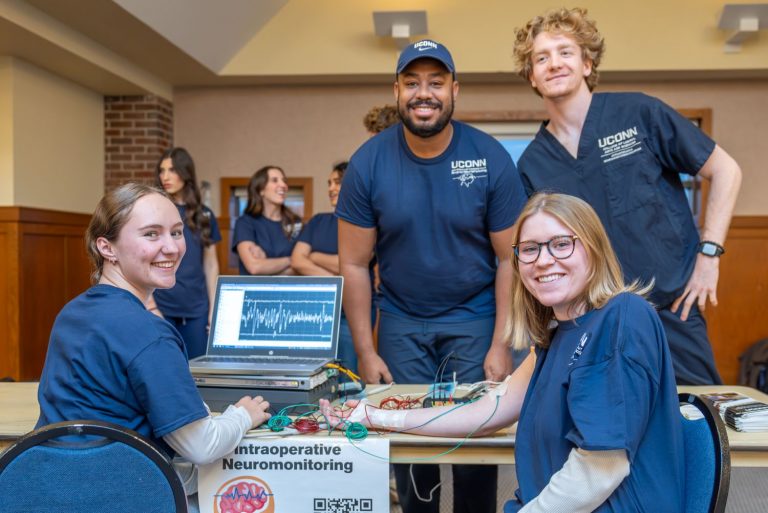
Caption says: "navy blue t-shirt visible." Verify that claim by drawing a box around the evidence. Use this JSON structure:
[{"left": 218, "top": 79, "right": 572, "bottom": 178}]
[
  {"left": 518, "top": 92, "right": 715, "bottom": 307},
  {"left": 297, "top": 212, "right": 338, "bottom": 254},
  {"left": 37, "top": 285, "right": 208, "bottom": 453},
  {"left": 297, "top": 211, "right": 376, "bottom": 297},
  {"left": 336, "top": 121, "right": 526, "bottom": 320},
  {"left": 510, "top": 293, "right": 684, "bottom": 512},
  {"left": 232, "top": 213, "right": 299, "bottom": 275},
  {"left": 155, "top": 204, "right": 221, "bottom": 318}
]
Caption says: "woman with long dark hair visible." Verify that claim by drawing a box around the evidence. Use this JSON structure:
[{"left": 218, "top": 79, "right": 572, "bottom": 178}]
[
  {"left": 233, "top": 166, "right": 301, "bottom": 275},
  {"left": 152, "top": 147, "right": 221, "bottom": 359}
]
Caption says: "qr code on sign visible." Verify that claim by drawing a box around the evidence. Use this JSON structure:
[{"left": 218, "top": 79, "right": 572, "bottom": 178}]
[{"left": 314, "top": 497, "right": 373, "bottom": 512}]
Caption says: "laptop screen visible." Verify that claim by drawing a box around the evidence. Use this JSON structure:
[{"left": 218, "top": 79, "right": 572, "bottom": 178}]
[{"left": 207, "top": 276, "right": 343, "bottom": 357}]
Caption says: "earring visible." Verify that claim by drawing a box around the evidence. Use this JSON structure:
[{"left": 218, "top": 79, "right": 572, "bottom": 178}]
[{"left": 110, "top": 258, "right": 117, "bottom": 264}]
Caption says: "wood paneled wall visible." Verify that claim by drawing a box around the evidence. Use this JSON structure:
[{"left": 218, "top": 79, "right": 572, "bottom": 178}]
[
  {"left": 0, "top": 207, "right": 91, "bottom": 381},
  {"left": 708, "top": 216, "right": 768, "bottom": 384}
]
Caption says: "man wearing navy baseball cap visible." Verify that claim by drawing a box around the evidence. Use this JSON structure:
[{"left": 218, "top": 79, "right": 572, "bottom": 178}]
[
  {"left": 336, "top": 40, "right": 527, "bottom": 513},
  {"left": 396, "top": 39, "right": 456, "bottom": 75}
]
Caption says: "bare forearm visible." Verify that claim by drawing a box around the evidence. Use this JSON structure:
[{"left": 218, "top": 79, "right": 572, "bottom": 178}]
[
  {"left": 203, "top": 246, "right": 219, "bottom": 316},
  {"left": 292, "top": 253, "right": 333, "bottom": 276},
  {"left": 244, "top": 256, "right": 291, "bottom": 275},
  {"left": 699, "top": 145, "right": 742, "bottom": 244},
  {"left": 492, "top": 258, "right": 512, "bottom": 346},
  {"left": 362, "top": 354, "right": 533, "bottom": 437},
  {"left": 310, "top": 252, "right": 340, "bottom": 274},
  {"left": 341, "top": 263, "right": 375, "bottom": 355}
]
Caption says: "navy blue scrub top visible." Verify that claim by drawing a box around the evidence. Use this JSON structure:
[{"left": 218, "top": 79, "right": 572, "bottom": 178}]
[
  {"left": 518, "top": 92, "right": 715, "bottom": 307},
  {"left": 511, "top": 293, "right": 684, "bottom": 512},
  {"left": 37, "top": 285, "right": 208, "bottom": 454},
  {"left": 232, "top": 213, "right": 299, "bottom": 275},
  {"left": 297, "top": 211, "right": 377, "bottom": 298}
]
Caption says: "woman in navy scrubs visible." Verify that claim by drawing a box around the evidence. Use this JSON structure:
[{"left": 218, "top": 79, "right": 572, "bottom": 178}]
[
  {"left": 291, "top": 162, "right": 377, "bottom": 376},
  {"left": 37, "top": 183, "right": 271, "bottom": 506},
  {"left": 151, "top": 147, "right": 220, "bottom": 358},
  {"left": 322, "top": 193, "right": 684, "bottom": 513},
  {"left": 233, "top": 166, "right": 302, "bottom": 275}
]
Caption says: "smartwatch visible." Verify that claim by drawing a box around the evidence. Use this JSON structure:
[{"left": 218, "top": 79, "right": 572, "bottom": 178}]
[{"left": 698, "top": 241, "right": 725, "bottom": 257}]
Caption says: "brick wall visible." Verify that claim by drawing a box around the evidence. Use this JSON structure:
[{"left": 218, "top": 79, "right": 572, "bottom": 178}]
[{"left": 104, "top": 95, "right": 173, "bottom": 191}]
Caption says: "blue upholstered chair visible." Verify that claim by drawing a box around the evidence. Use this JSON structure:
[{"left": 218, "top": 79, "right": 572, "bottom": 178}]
[
  {"left": 0, "top": 420, "right": 187, "bottom": 513},
  {"left": 679, "top": 393, "right": 731, "bottom": 513}
]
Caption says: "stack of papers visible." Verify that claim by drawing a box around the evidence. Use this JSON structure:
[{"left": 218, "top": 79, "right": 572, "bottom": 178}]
[{"left": 700, "top": 391, "right": 768, "bottom": 432}]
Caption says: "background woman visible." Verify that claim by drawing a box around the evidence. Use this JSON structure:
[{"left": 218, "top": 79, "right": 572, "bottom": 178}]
[
  {"left": 322, "top": 193, "right": 684, "bottom": 512},
  {"left": 233, "top": 166, "right": 301, "bottom": 275},
  {"left": 36, "top": 183, "right": 271, "bottom": 505},
  {"left": 152, "top": 147, "right": 220, "bottom": 358},
  {"left": 291, "top": 162, "right": 376, "bottom": 375}
]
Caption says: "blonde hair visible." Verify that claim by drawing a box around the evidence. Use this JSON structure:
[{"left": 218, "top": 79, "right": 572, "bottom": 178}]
[
  {"left": 512, "top": 7, "right": 605, "bottom": 95},
  {"left": 507, "top": 193, "right": 650, "bottom": 350}
]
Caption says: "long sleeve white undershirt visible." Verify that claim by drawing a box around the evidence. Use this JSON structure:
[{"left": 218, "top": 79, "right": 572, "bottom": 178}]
[
  {"left": 163, "top": 404, "right": 252, "bottom": 465},
  {"left": 519, "top": 448, "right": 630, "bottom": 513}
]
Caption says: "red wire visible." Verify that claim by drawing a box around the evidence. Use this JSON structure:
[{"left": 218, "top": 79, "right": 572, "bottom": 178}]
[
  {"left": 379, "top": 395, "right": 423, "bottom": 410},
  {"left": 292, "top": 416, "right": 321, "bottom": 433}
]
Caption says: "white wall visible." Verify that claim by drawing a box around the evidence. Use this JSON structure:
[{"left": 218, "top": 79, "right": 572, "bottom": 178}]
[
  {"left": 0, "top": 58, "right": 14, "bottom": 205},
  {"left": 6, "top": 58, "right": 103, "bottom": 213}
]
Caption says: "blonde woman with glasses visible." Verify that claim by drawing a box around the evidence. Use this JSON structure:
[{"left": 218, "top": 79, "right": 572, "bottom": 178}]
[{"left": 322, "top": 193, "right": 684, "bottom": 513}]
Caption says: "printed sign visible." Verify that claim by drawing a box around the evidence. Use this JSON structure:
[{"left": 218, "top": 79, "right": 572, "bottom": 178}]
[{"left": 199, "top": 437, "right": 390, "bottom": 513}]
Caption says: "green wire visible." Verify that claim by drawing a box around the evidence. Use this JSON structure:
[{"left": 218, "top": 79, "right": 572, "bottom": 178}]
[{"left": 262, "top": 397, "right": 502, "bottom": 464}]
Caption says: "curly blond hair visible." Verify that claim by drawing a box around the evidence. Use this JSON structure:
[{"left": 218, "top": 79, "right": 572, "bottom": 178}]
[{"left": 512, "top": 7, "right": 605, "bottom": 95}]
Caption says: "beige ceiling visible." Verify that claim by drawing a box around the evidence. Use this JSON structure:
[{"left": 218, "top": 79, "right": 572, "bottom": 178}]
[{"left": 1, "top": 0, "right": 767, "bottom": 99}]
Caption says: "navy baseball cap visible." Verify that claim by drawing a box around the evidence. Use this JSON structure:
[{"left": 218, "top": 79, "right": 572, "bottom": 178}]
[{"left": 396, "top": 40, "right": 455, "bottom": 75}]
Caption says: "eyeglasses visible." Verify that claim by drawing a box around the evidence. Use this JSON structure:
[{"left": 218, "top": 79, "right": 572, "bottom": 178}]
[{"left": 512, "top": 235, "right": 579, "bottom": 264}]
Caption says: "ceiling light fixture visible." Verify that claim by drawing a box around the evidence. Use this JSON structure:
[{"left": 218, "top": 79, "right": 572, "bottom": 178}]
[
  {"left": 373, "top": 11, "right": 428, "bottom": 49},
  {"left": 718, "top": 3, "right": 768, "bottom": 52}
]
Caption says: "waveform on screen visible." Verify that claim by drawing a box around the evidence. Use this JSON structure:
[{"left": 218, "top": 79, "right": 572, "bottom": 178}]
[{"left": 240, "top": 298, "right": 335, "bottom": 339}]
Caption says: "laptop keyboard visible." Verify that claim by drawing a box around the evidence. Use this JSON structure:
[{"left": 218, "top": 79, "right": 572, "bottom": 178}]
[{"left": 196, "top": 356, "right": 322, "bottom": 365}]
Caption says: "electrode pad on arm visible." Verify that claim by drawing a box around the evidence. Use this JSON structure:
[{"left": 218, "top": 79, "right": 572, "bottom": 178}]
[
  {"left": 346, "top": 399, "right": 407, "bottom": 429},
  {"left": 488, "top": 375, "right": 513, "bottom": 399}
]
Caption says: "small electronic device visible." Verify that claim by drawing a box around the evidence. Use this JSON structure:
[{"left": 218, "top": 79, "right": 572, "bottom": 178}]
[{"left": 422, "top": 396, "right": 474, "bottom": 408}]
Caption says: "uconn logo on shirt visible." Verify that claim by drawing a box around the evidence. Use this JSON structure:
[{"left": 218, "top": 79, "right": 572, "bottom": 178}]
[
  {"left": 451, "top": 159, "right": 488, "bottom": 188},
  {"left": 569, "top": 332, "right": 590, "bottom": 366},
  {"left": 598, "top": 126, "right": 643, "bottom": 164}
]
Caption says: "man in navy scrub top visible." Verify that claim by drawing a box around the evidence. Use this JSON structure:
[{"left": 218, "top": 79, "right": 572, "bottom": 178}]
[
  {"left": 336, "top": 40, "right": 527, "bottom": 513},
  {"left": 513, "top": 7, "right": 742, "bottom": 385}
]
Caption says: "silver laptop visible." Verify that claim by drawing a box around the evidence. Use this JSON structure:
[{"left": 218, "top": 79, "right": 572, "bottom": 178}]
[{"left": 189, "top": 275, "right": 342, "bottom": 376}]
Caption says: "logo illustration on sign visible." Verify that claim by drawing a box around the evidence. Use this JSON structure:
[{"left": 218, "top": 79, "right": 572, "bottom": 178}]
[{"left": 214, "top": 476, "right": 275, "bottom": 513}]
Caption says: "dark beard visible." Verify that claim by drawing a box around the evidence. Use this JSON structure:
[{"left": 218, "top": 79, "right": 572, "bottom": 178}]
[{"left": 398, "top": 98, "right": 454, "bottom": 138}]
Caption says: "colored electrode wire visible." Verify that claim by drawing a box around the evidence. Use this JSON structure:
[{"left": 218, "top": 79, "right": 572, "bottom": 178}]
[
  {"left": 319, "top": 403, "right": 368, "bottom": 440},
  {"left": 324, "top": 362, "right": 363, "bottom": 384},
  {"left": 292, "top": 416, "right": 322, "bottom": 433},
  {"left": 259, "top": 386, "right": 500, "bottom": 463},
  {"left": 379, "top": 394, "right": 424, "bottom": 410},
  {"left": 346, "top": 395, "right": 502, "bottom": 463}
]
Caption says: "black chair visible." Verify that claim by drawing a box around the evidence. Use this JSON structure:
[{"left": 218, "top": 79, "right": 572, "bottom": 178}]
[
  {"left": 0, "top": 420, "right": 187, "bottom": 513},
  {"left": 679, "top": 393, "right": 731, "bottom": 513}
]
